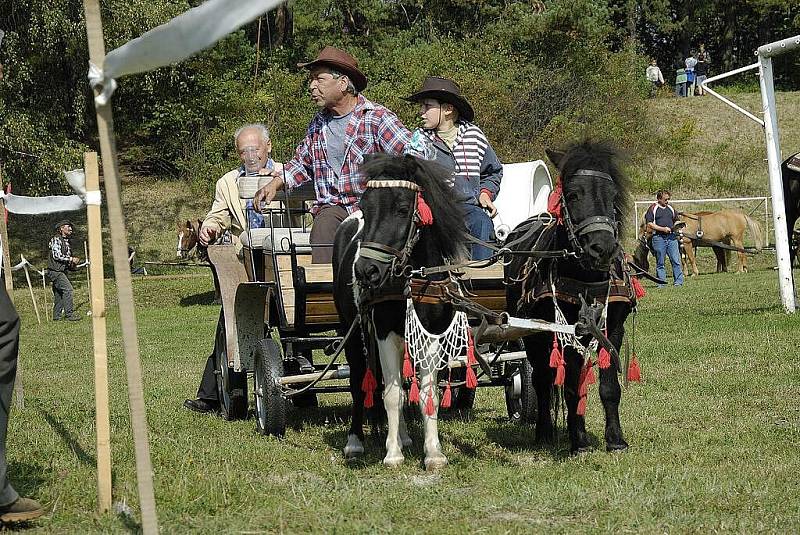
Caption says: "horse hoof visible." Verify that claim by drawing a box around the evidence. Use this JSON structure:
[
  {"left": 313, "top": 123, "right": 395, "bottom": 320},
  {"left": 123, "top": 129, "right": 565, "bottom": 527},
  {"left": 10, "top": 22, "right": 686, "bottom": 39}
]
[
  {"left": 383, "top": 454, "right": 405, "bottom": 467},
  {"left": 343, "top": 435, "right": 365, "bottom": 459},
  {"left": 424, "top": 455, "right": 448, "bottom": 471},
  {"left": 606, "top": 442, "right": 629, "bottom": 452}
]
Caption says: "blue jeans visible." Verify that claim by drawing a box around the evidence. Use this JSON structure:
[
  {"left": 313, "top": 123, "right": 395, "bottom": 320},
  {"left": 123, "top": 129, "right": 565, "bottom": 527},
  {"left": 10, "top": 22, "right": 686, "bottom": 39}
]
[
  {"left": 463, "top": 204, "right": 494, "bottom": 260},
  {"left": 652, "top": 234, "right": 684, "bottom": 286}
]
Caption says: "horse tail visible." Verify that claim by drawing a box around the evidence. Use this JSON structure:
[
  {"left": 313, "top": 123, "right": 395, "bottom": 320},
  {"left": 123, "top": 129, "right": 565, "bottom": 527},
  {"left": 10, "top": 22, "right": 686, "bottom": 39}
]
[{"left": 745, "top": 214, "right": 763, "bottom": 252}]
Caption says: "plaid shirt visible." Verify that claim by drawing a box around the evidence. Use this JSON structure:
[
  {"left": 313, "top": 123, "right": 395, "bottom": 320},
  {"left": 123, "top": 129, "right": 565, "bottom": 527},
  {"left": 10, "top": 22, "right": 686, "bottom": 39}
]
[{"left": 284, "top": 95, "right": 419, "bottom": 214}]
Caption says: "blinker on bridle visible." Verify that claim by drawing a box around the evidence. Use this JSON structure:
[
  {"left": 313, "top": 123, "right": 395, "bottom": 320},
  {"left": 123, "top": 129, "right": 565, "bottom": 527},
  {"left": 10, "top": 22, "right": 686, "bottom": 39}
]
[{"left": 357, "top": 180, "right": 431, "bottom": 280}]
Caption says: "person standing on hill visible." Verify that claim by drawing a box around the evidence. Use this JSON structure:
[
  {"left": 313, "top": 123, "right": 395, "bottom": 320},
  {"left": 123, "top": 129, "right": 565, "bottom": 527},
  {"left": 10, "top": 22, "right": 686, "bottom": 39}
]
[
  {"left": 694, "top": 53, "right": 709, "bottom": 96},
  {"left": 46, "top": 220, "right": 81, "bottom": 321},
  {"left": 646, "top": 59, "right": 665, "bottom": 98},
  {"left": 644, "top": 190, "right": 684, "bottom": 288},
  {"left": 674, "top": 64, "right": 687, "bottom": 97},
  {"left": 685, "top": 51, "right": 698, "bottom": 97}
]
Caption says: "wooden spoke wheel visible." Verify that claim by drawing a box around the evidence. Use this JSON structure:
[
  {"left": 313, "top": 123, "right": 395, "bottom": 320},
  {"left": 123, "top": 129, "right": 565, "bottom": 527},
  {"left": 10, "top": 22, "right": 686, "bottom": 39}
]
[{"left": 253, "top": 338, "right": 287, "bottom": 437}]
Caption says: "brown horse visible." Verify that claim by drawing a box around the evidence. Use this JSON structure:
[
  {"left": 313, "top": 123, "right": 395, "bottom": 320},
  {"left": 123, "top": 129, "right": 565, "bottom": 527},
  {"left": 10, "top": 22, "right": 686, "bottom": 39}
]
[
  {"left": 677, "top": 209, "right": 763, "bottom": 275},
  {"left": 634, "top": 216, "right": 728, "bottom": 275},
  {"left": 176, "top": 219, "right": 202, "bottom": 259}
]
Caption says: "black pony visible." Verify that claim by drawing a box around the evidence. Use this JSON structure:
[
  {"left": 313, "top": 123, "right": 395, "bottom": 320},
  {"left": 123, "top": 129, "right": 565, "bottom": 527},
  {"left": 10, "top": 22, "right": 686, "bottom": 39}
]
[
  {"left": 332, "top": 153, "right": 467, "bottom": 469},
  {"left": 781, "top": 153, "right": 800, "bottom": 267},
  {"left": 504, "top": 140, "right": 637, "bottom": 453}
]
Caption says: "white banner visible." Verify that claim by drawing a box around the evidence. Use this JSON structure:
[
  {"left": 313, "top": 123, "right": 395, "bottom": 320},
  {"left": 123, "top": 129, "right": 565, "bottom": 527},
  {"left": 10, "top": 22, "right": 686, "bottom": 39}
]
[{"left": 89, "top": 0, "right": 283, "bottom": 105}]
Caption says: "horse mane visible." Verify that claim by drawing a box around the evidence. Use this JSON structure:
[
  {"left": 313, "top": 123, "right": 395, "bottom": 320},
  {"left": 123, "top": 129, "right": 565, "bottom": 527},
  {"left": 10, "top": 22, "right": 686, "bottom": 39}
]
[
  {"left": 557, "top": 140, "right": 631, "bottom": 233},
  {"left": 361, "top": 154, "right": 466, "bottom": 261}
]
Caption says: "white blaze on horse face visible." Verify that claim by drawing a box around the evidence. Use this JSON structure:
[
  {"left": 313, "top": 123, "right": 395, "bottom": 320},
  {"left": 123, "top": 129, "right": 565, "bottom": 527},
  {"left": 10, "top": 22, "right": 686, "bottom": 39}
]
[
  {"left": 377, "top": 331, "right": 405, "bottom": 467},
  {"left": 176, "top": 231, "right": 184, "bottom": 258}
]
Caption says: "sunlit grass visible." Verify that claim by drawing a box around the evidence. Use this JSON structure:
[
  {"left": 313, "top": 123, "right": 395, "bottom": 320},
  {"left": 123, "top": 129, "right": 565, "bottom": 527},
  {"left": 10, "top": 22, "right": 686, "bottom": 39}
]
[{"left": 6, "top": 256, "right": 800, "bottom": 533}]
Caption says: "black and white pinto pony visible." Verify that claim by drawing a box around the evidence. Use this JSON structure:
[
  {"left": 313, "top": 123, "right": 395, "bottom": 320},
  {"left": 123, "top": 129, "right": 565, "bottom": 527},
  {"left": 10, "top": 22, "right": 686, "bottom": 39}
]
[
  {"left": 333, "top": 154, "right": 468, "bottom": 469},
  {"left": 504, "top": 141, "right": 641, "bottom": 454}
]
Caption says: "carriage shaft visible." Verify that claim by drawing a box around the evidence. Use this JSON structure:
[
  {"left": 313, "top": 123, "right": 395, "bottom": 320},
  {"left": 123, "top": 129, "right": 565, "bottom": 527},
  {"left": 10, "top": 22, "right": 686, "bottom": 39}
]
[
  {"left": 278, "top": 365, "right": 350, "bottom": 385},
  {"left": 477, "top": 316, "right": 575, "bottom": 344}
]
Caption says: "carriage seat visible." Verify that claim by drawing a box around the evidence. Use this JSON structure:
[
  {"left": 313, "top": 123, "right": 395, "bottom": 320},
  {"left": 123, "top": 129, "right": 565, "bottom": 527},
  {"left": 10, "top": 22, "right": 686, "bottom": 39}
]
[{"left": 239, "top": 228, "right": 312, "bottom": 253}]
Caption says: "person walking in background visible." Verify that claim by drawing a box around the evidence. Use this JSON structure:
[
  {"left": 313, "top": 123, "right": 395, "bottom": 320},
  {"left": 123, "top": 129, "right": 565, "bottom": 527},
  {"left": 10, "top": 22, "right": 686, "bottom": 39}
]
[
  {"left": 695, "top": 53, "right": 709, "bottom": 96},
  {"left": 645, "top": 59, "right": 665, "bottom": 98},
  {"left": 46, "top": 220, "right": 81, "bottom": 321},
  {"left": 644, "top": 190, "right": 684, "bottom": 288},
  {"left": 674, "top": 64, "right": 687, "bottom": 97}
]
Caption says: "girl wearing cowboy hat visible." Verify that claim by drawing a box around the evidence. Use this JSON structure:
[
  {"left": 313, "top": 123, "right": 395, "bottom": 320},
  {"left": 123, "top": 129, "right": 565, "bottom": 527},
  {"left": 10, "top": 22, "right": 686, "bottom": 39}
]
[{"left": 406, "top": 77, "right": 503, "bottom": 260}]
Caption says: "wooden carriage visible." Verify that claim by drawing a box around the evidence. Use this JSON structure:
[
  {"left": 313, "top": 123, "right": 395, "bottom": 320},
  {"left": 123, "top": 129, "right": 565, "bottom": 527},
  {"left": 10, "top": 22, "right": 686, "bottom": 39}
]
[{"left": 206, "top": 161, "right": 554, "bottom": 435}]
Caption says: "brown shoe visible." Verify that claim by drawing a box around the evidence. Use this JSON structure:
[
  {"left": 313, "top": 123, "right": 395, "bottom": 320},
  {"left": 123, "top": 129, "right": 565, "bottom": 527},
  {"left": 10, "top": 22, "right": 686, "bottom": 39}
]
[{"left": 0, "top": 497, "right": 44, "bottom": 523}]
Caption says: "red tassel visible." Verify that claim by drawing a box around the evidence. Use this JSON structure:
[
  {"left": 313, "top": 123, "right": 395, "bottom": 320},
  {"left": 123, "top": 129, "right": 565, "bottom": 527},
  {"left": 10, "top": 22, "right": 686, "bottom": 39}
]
[
  {"left": 598, "top": 348, "right": 611, "bottom": 369},
  {"left": 627, "top": 353, "right": 642, "bottom": 382},
  {"left": 631, "top": 276, "right": 646, "bottom": 299},
  {"left": 466, "top": 366, "right": 478, "bottom": 389},
  {"left": 554, "top": 362, "right": 565, "bottom": 386},
  {"left": 547, "top": 180, "right": 562, "bottom": 222},
  {"left": 441, "top": 382, "right": 452, "bottom": 409},
  {"left": 586, "top": 359, "right": 596, "bottom": 385},
  {"left": 578, "top": 360, "right": 590, "bottom": 397},
  {"left": 424, "top": 383, "right": 435, "bottom": 416},
  {"left": 577, "top": 395, "right": 587, "bottom": 416},
  {"left": 549, "top": 335, "right": 561, "bottom": 368},
  {"left": 467, "top": 329, "right": 477, "bottom": 366},
  {"left": 361, "top": 368, "right": 377, "bottom": 408},
  {"left": 416, "top": 192, "right": 434, "bottom": 226},
  {"left": 402, "top": 343, "right": 413, "bottom": 378},
  {"left": 409, "top": 376, "right": 420, "bottom": 403}
]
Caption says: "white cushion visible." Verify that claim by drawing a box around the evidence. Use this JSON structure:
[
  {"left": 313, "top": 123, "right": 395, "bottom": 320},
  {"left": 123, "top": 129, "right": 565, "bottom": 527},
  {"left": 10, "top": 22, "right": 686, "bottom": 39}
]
[
  {"left": 240, "top": 228, "right": 312, "bottom": 252},
  {"left": 494, "top": 160, "right": 553, "bottom": 237}
]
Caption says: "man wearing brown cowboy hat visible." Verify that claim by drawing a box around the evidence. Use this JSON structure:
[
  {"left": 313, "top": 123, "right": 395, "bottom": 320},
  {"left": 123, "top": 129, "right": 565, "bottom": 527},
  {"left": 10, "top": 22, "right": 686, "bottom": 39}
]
[
  {"left": 254, "top": 46, "right": 419, "bottom": 263},
  {"left": 405, "top": 76, "right": 503, "bottom": 260},
  {"left": 46, "top": 220, "right": 81, "bottom": 321}
]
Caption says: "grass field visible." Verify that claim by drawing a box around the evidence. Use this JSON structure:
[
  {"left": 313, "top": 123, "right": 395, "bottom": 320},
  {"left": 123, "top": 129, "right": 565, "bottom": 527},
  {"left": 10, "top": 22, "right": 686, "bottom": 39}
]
[{"left": 4, "top": 250, "right": 799, "bottom": 533}]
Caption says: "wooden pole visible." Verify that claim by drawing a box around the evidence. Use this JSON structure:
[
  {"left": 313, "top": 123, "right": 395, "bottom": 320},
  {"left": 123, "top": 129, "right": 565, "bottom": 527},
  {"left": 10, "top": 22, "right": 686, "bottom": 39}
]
[
  {"left": 82, "top": 2, "right": 159, "bottom": 532},
  {"left": 41, "top": 272, "right": 49, "bottom": 321},
  {"left": 85, "top": 151, "right": 112, "bottom": 514},
  {"left": 253, "top": 17, "right": 262, "bottom": 91},
  {"left": 21, "top": 259, "right": 41, "bottom": 325},
  {"left": 0, "top": 165, "right": 23, "bottom": 408},
  {"left": 84, "top": 241, "right": 92, "bottom": 315}
]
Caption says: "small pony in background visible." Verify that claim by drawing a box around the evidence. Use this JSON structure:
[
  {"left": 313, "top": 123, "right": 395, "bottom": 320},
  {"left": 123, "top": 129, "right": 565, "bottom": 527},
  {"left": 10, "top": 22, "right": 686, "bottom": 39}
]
[{"left": 176, "top": 219, "right": 203, "bottom": 260}]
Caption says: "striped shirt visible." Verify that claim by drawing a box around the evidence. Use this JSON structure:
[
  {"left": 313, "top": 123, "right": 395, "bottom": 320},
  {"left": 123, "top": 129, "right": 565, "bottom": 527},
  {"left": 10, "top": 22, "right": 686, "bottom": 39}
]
[
  {"left": 412, "top": 121, "right": 503, "bottom": 203},
  {"left": 283, "top": 95, "right": 419, "bottom": 215}
]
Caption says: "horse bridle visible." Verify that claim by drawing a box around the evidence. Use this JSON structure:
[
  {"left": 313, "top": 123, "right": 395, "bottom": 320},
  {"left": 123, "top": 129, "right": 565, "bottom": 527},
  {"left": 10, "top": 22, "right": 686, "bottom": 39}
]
[
  {"left": 357, "top": 180, "right": 425, "bottom": 281},
  {"left": 558, "top": 169, "right": 619, "bottom": 257}
]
